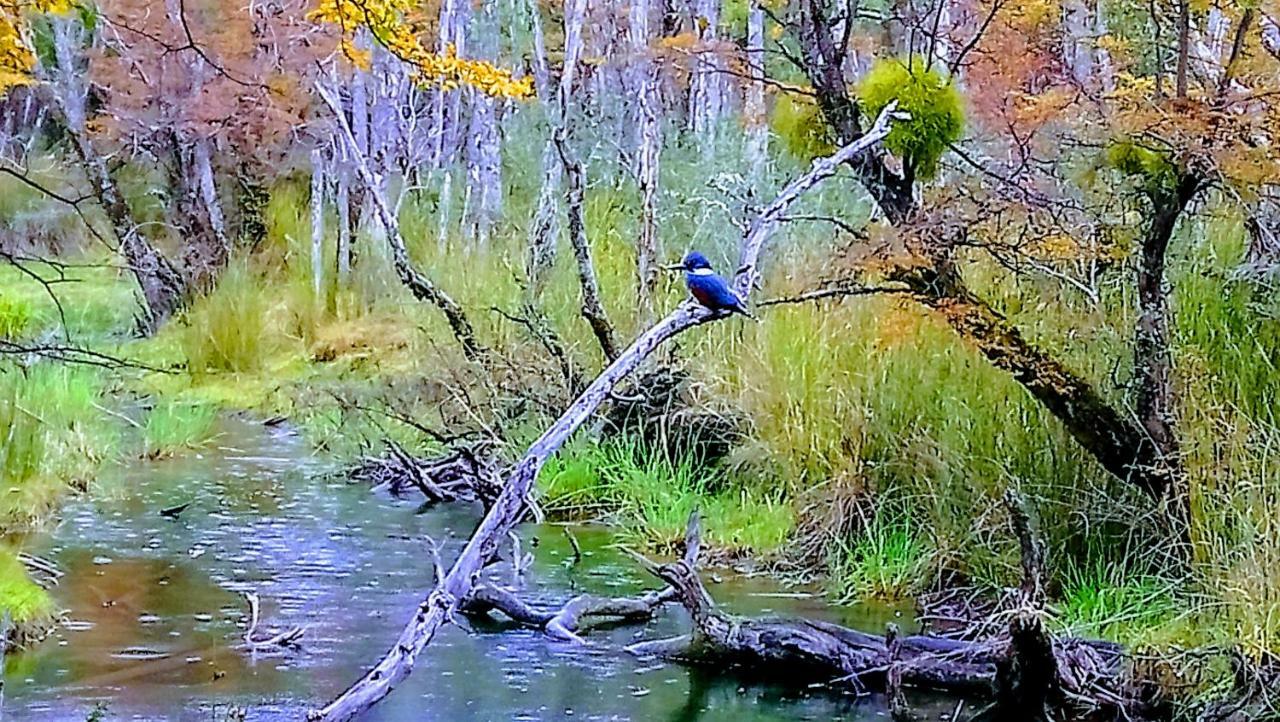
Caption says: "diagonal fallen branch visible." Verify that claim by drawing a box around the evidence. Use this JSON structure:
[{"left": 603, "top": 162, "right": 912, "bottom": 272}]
[{"left": 308, "top": 102, "right": 903, "bottom": 722}]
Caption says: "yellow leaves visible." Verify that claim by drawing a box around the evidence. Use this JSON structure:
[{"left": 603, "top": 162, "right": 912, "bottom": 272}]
[
  {"left": 0, "top": 0, "right": 71, "bottom": 95},
  {"left": 309, "top": 0, "right": 533, "bottom": 100}
]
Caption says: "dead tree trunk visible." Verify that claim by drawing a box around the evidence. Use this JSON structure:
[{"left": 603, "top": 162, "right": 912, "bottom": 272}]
[
  {"left": 626, "top": 512, "right": 1133, "bottom": 721},
  {"left": 308, "top": 105, "right": 902, "bottom": 722},
  {"left": 555, "top": 134, "right": 620, "bottom": 362},
  {"left": 310, "top": 146, "right": 327, "bottom": 303},
  {"left": 45, "top": 18, "right": 186, "bottom": 334},
  {"left": 631, "top": 0, "right": 663, "bottom": 318},
  {"left": 744, "top": 0, "right": 768, "bottom": 186},
  {"left": 527, "top": 0, "right": 588, "bottom": 288},
  {"left": 316, "top": 83, "right": 487, "bottom": 363}
]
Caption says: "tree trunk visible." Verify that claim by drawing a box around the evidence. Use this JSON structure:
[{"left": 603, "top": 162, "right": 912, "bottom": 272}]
[
  {"left": 310, "top": 147, "right": 327, "bottom": 303},
  {"left": 46, "top": 18, "right": 186, "bottom": 334},
  {"left": 744, "top": 0, "right": 767, "bottom": 185},
  {"left": 527, "top": 0, "right": 588, "bottom": 287},
  {"left": 336, "top": 168, "right": 352, "bottom": 288},
  {"left": 464, "top": 1, "right": 502, "bottom": 249},
  {"left": 632, "top": 0, "right": 663, "bottom": 317},
  {"left": 1132, "top": 175, "right": 1201, "bottom": 506},
  {"left": 687, "top": 0, "right": 722, "bottom": 149},
  {"left": 895, "top": 267, "right": 1179, "bottom": 506},
  {"left": 1175, "top": 0, "right": 1190, "bottom": 98},
  {"left": 794, "top": 0, "right": 916, "bottom": 224}
]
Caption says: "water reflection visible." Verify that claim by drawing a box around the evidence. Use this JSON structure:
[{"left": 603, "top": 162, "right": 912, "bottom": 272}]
[{"left": 4, "top": 418, "right": 960, "bottom": 721}]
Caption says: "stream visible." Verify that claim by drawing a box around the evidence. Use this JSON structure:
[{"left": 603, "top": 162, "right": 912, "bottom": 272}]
[{"left": 4, "top": 416, "right": 964, "bottom": 721}]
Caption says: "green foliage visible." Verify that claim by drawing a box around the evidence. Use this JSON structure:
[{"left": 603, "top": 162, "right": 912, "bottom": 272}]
[
  {"left": 828, "top": 506, "right": 930, "bottom": 601},
  {"left": 0, "top": 364, "right": 113, "bottom": 529},
  {"left": 1054, "top": 559, "right": 1188, "bottom": 645},
  {"left": 857, "top": 56, "right": 965, "bottom": 179},
  {"left": 1106, "top": 140, "right": 1180, "bottom": 199},
  {"left": 141, "top": 402, "right": 218, "bottom": 458},
  {"left": 0, "top": 551, "right": 52, "bottom": 624},
  {"left": 539, "top": 439, "right": 794, "bottom": 555},
  {"left": 0, "top": 293, "right": 34, "bottom": 338},
  {"left": 179, "top": 262, "right": 273, "bottom": 374},
  {"left": 771, "top": 92, "right": 835, "bottom": 161}
]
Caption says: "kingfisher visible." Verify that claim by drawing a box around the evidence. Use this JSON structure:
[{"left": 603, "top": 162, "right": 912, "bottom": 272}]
[{"left": 674, "top": 251, "right": 756, "bottom": 320}]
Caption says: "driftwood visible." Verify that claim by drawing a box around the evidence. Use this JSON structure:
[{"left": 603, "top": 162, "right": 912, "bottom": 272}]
[
  {"left": 308, "top": 103, "right": 905, "bottom": 722},
  {"left": 239, "top": 592, "right": 305, "bottom": 651},
  {"left": 461, "top": 583, "right": 676, "bottom": 644},
  {"left": 626, "top": 512, "right": 1136, "bottom": 722},
  {"left": 351, "top": 443, "right": 502, "bottom": 507}
]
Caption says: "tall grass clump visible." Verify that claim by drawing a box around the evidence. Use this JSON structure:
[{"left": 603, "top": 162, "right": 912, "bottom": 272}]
[
  {"left": 141, "top": 401, "right": 218, "bottom": 459},
  {"left": 828, "top": 503, "right": 931, "bottom": 602},
  {"left": 0, "top": 550, "right": 54, "bottom": 638},
  {"left": 0, "top": 293, "right": 34, "bottom": 339},
  {"left": 179, "top": 262, "right": 274, "bottom": 374},
  {"left": 538, "top": 439, "right": 794, "bottom": 555},
  {"left": 0, "top": 364, "right": 113, "bottom": 529}
]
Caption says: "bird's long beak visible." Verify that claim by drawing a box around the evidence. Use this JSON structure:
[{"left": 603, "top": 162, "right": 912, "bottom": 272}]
[{"left": 661, "top": 263, "right": 684, "bottom": 272}]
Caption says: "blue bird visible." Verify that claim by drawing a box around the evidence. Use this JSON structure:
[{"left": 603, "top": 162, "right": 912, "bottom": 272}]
[{"left": 676, "top": 251, "right": 756, "bottom": 320}]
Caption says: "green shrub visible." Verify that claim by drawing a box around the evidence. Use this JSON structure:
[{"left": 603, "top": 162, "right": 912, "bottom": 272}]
[
  {"left": 771, "top": 91, "right": 836, "bottom": 161},
  {"left": 858, "top": 56, "right": 965, "bottom": 179},
  {"left": 1106, "top": 140, "right": 1180, "bottom": 199}
]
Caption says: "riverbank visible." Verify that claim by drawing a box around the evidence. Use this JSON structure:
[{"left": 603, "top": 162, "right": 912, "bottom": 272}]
[{"left": 1, "top": 202, "right": 1278, "bottom": 716}]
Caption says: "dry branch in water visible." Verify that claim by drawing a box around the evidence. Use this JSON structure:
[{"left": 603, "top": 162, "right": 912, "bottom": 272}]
[
  {"left": 627, "top": 512, "right": 1136, "bottom": 721},
  {"left": 308, "top": 103, "right": 904, "bottom": 722}
]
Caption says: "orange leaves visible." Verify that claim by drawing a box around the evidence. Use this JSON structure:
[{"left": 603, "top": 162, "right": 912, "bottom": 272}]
[{"left": 309, "top": 0, "right": 533, "bottom": 99}]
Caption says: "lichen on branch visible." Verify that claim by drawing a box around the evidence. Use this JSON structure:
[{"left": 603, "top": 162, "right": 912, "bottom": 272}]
[{"left": 308, "top": 0, "right": 534, "bottom": 99}]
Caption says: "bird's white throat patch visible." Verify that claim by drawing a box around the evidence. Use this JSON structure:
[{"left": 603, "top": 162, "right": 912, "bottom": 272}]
[{"left": 689, "top": 267, "right": 715, "bottom": 276}]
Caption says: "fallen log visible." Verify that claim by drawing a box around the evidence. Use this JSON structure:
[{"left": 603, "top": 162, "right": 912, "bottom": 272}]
[
  {"left": 461, "top": 583, "right": 677, "bottom": 644},
  {"left": 308, "top": 102, "right": 906, "bottom": 722},
  {"left": 627, "top": 513, "right": 1137, "bottom": 721}
]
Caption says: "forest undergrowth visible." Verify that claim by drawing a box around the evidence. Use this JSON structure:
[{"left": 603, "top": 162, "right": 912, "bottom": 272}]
[{"left": 2, "top": 123, "right": 1279, "bottom": 710}]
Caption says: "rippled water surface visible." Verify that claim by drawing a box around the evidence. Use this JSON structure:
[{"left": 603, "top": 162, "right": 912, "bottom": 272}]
[{"left": 5, "top": 416, "right": 955, "bottom": 721}]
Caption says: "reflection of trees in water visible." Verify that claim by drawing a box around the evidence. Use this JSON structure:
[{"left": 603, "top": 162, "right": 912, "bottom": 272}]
[
  {"left": 52, "top": 551, "right": 245, "bottom": 689},
  {"left": 668, "top": 666, "right": 877, "bottom": 722}
]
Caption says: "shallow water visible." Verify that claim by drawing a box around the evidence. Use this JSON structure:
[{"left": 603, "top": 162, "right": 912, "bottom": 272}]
[{"left": 5, "top": 416, "right": 962, "bottom": 721}]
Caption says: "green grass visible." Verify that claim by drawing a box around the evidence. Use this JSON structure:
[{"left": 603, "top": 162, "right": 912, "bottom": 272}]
[
  {"left": 0, "top": 550, "right": 53, "bottom": 626},
  {"left": 178, "top": 261, "right": 276, "bottom": 374},
  {"left": 828, "top": 504, "right": 931, "bottom": 602},
  {"left": 1052, "top": 559, "right": 1191, "bottom": 646},
  {"left": 141, "top": 401, "right": 218, "bottom": 459},
  {"left": 0, "top": 364, "right": 115, "bottom": 530},
  {"left": 539, "top": 439, "right": 794, "bottom": 555},
  {"left": 0, "top": 293, "right": 34, "bottom": 339}
]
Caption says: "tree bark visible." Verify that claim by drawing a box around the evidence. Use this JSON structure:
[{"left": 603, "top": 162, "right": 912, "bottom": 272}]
[
  {"left": 632, "top": 0, "right": 663, "bottom": 317},
  {"left": 310, "top": 147, "right": 327, "bottom": 303},
  {"left": 1175, "top": 0, "right": 1191, "bottom": 98},
  {"left": 744, "top": 0, "right": 768, "bottom": 186},
  {"left": 46, "top": 18, "right": 186, "bottom": 334},
  {"left": 1132, "top": 174, "right": 1201, "bottom": 506},
  {"left": 556, "top": 134, "right": 620, "bottom": 362},
  {"left": 527, "top": 0, "right": 589, "bottom": 287}
]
